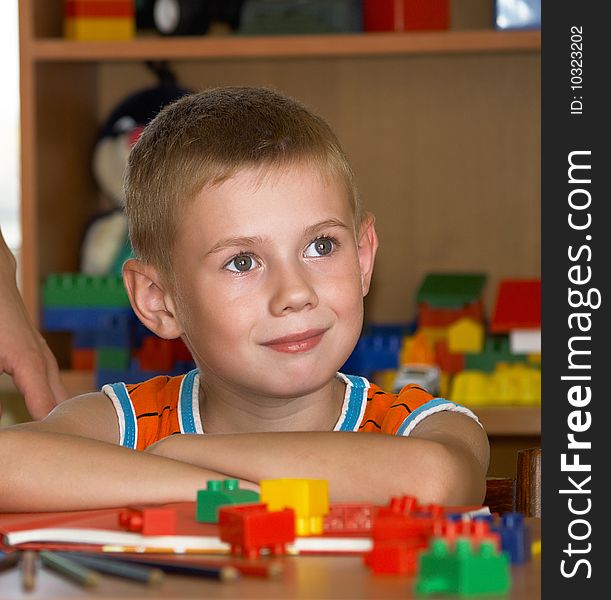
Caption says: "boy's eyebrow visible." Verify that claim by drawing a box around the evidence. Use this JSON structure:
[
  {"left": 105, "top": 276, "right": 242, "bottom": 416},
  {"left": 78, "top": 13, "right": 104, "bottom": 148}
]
[{"left": 206, "top": 218, "right": 351, "bottom": 256}]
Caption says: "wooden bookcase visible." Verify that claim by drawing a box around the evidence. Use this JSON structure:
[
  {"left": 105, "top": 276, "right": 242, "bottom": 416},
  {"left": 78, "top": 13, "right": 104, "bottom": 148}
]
[{"left": 17, "top": 1, "right": 540, "bottom": 470}]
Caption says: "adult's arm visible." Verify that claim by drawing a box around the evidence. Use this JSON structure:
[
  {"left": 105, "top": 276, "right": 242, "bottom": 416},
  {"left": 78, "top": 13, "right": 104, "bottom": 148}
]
[{"left": 0, "top": 230, "right": 67, "bottom": 419}]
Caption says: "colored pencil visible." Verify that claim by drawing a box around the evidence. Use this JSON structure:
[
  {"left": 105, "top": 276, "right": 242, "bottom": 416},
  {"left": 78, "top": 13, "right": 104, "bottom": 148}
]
[
  {"left": 0, "top": 551, "right": 21, "bottom": 573},
  {"left": 40, "top": 550, "right": 100, "bottom": 588},
  {"left": 56, "top": 552, "right": 164, "bottom": 585},
  {"left": 21, "top": 550, "right": 38, "bottom": 591},
  {"left": 114, "top": 554, "right": 282, "bottom": 579}
]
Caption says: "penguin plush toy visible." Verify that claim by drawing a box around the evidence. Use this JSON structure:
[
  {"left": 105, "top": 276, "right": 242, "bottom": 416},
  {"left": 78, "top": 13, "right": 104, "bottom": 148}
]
[{"left": 81, "top": 80, "right": 190, "bottom": 275}]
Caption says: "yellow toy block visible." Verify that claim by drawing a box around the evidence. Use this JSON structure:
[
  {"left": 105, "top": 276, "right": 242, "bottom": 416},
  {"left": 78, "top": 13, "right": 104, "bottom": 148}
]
[
  {"left": 260, "top": 478, "right": 329, "bottom": 536},
  {"left": 449, "top": 370, "right": 490, "bottom": 405},
  {"left": 438, "top": 371, "right": 451, "bottom": 398},
  {"left": 373, "top": 369, "right": 399, "bottom": 392},
  {"left": 491, "top": 363, "right": 541, "bottom": 405},
  {"left": 447, "top": 317, "right": 484, "bottom": 354},
  {"left": 65, "top": 17, "right": 135, "bottom": 41}
]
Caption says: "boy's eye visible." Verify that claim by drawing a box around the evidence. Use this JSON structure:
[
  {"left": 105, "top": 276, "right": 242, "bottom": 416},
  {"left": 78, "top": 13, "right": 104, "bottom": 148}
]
[
  {"left": 225, "top": 254, "right": 259, "bottom": 272},
  {"left": 305, "top": 237, "right": 334, "bottom": 257}
]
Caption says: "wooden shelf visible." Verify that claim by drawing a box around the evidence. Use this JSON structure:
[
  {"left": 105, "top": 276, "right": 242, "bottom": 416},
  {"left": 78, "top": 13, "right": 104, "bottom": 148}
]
[{"left": 27, "top": 30, "right": 540, "bottom": 62}]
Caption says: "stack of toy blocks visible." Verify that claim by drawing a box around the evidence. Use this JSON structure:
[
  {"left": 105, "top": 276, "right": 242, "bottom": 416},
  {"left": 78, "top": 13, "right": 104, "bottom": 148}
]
[
  {"left": 64, "top": 0, "right": 135, "bottom": 41},
  {"left": 42, "top": 273, "right": 196, "bottom": 387},
  {"left": 195, "top": 479, "right": 260, "bottom": 524}
]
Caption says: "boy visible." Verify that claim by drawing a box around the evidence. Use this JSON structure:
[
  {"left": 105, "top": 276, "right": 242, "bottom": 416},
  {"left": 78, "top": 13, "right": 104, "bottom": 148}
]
[{"left": 0, "top": 87, "right": 489, "bottom": 513}]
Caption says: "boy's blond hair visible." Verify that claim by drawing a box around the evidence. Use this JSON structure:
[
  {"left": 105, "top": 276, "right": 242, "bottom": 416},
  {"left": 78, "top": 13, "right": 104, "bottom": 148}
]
[{"left": 124, "top": 86, "right": 363, "bottom": 280}]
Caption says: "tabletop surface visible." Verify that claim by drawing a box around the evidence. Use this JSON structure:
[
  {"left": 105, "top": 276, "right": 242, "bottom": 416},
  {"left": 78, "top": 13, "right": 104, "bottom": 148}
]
[{"left": 0, "top": 520, "right": 541, "bottom": 600}]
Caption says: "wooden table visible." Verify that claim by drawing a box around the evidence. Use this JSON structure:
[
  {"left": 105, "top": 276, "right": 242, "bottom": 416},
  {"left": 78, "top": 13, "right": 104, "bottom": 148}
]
[{"left": 0, "top": 521, "right": 540, "bottom": 599}]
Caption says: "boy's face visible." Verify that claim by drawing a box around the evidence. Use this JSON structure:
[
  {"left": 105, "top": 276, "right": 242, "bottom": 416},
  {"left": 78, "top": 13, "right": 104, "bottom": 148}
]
[{"left": 169, "top": 162, "right": 376, "bottom": 399}]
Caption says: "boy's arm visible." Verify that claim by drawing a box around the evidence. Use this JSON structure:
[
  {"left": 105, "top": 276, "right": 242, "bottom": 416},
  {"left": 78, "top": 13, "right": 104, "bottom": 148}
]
[
  {"left": 0, "top": 394, "right": 256, "bottom": 513},
  {"left": 146, "top": 412, "right": 489, "bottom": 505}
]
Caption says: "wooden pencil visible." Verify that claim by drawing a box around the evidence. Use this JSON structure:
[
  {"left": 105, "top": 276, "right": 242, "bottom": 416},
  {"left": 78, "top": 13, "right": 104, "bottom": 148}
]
[
  {"left": 0, "top": 551, "right": 21, "bottom": 573},
  {"left": 40, "top": 551, "right": 100, "bottom": 588},
  {"left": 20, "top": 550, "right": 38, "bottom": 592},
  {"left": 56, "top": 552, "right": 164, "bottom": 586}
]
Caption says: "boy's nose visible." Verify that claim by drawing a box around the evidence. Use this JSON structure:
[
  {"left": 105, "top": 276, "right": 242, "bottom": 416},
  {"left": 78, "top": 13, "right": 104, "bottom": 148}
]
[{"left": 268, "top": 264, "right": 319, "bottom": 316}]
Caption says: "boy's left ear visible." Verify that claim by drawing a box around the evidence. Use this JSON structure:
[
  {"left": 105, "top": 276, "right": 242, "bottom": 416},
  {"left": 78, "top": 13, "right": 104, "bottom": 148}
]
[{"left": 357, "top": 212, "right": 379, "bottom": 296}]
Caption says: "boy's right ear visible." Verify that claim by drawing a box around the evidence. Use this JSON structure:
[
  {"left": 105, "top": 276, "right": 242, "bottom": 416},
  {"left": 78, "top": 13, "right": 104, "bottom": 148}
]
[{"left": 122, "top": 259, "right": 184, "bottom": 339}]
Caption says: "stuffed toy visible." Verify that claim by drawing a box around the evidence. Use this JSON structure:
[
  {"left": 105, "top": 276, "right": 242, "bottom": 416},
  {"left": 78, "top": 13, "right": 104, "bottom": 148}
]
[{"left": 81, "top": 78, "right": 191, "bottom": 275}]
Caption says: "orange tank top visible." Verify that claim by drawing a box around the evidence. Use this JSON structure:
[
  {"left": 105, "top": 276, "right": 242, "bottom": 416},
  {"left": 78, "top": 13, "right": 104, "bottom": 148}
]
[{"left": 102, "top": 370, "right": 479, "bottom": 450}]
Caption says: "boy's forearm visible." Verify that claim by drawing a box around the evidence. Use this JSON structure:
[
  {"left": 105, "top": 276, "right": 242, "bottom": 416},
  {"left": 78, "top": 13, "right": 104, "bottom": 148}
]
[
  {"left": 147, "top": 431, "right": 485, "bottom": 506},
  {"left": 0, "top": 429, "right": 255, "bottom": 513}
]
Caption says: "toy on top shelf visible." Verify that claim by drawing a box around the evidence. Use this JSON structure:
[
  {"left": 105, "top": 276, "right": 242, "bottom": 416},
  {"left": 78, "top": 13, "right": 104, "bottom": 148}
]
[
  {"left": 260, "top": 478, "right": 329, "bottom": 536},
  {"left": 64, "top": 0, "right": 136, "bottom": 41},
  {"left": 196, "top": 479, "right": 260, "bottom": 524},
  {"left": 363, "top": 0, "right": 449, "bottom": 32}
]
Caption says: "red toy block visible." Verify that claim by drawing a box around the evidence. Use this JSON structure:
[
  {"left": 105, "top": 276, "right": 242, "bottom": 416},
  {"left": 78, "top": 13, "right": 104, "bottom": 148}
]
[
  {"left": 65, "top": 1, "right": 134, "bottom": 18},
  {"left": 418, "top": 300, "right": 484, "bottom": 328},
  {"left": 363, "top": 0, "right": 449, "bottom": 32},
  {"left": 434, "top": 339, "right": 466, "bottom": 375},
  {"left": 364, "top": 538, "right": 427, "bottom": 575},
  {"left": 218, "top": 504, "right": 295, "bottom": 559},
  {"left": 323, "top": 503, "right": 378, "bottom": 535},
  {"left": 137, "top": 336, "right": 175, "bottom": 371},
  {"left": 434, "top": 518, "right": 501, "bottom": 551},
  {"left": 379, "top": 496, "right": 444, "bottom": 519},
  {"left": 118, "top": 506, "right": 177, "bottom": 535},
  {"left": 490, "top": 279, "right": 541, "bottom": 333},
  {"left": 71, "top": 348, "right": 95, "bottom": 370}
]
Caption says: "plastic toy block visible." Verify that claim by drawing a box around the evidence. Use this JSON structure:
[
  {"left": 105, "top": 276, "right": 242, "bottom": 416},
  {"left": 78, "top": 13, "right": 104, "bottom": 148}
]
[
  {"left": 71, "top": 348, "right": 95, "bottom": 370},
  {"left": 323, "top": 503, "right": 378, "bottom": 534},
  {"left": 434, "top": 339, "right": 465, "bottom": 375},
  {"left": 531, "top": 539, "right": 541, "bottom": 556},
  {"left": 65, "top": 17, "right": 135, "bottom": 40},
  {"left": 218, "top": 503, "right": 295, "bottom": 559},
  {"left": 43, "top": 273, "right": 130, "bottom": 307},
  {"left": 465, "top": 336, "right": 527, "bottom": 372},
  {"left": 449, "top": 370, "right": 491, "bottom": 405},
  {"left": 96, "top": 347, "right": 130, "bottom": 370},
  {"left": 415, "top": 537, "right": 511, "bottom": 596},
  {"left": 400, "top": 331, "right": 435, "bottom": 365},
  {"left": 363, "top": 0, "right": 449, "bottom": 32},
  {"left": 65, "top": 1, "right": 134, "bottom": 18},
  {"left": 490, "top": 364, "right": 541, "bottom": 405},
  {"left": 447, "top": 317, "right": 484, "bottom": 354},
  {"left": 341, "top": 332, "right": 401, "bottom": 378},
  {"left": 418, "top": 300, "right": 484, "bottom": 328},
  {"left": 364, "top": 538, "right": 427, "bottom": 575},
  {"left": 381, "top": 496, "right": 444, "bottom": 519},
  {"left": 195, "top": 479, "right": 260, "bottom": 524},
  {"left": 491, "top": 512, "right": 532, "bottom": 565},
  {"left": 73, "top": 329, "right": 96, "bottom": 348},
  {"left": 137, "top": 336, "right": 176, "bottom": 372},
  {"left": 416, "top": 273, "right": 487, "bottom": 309},
  {"left": 490, "top": 279, "right": 541, "bottom": 333},
  {"left": 260, "top": 478, "right": 329, "bottom": 536},
  {"left": 434, "top": 518, "right": 501, "bottom": 552},
  {"left": 118, "top": 506, "right": 177, "bottom": 535},
  {"left": 43, "top": 306, "right": 135, "bottom": 332},
  {"left": 94, "top": 312, "right": 132, "bottom": 347}
]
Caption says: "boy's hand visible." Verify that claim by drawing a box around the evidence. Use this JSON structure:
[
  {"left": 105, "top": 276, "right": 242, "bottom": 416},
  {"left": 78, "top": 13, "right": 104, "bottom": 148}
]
[{"left": 0, "top": 231, "right": 67, "bottom": 420}]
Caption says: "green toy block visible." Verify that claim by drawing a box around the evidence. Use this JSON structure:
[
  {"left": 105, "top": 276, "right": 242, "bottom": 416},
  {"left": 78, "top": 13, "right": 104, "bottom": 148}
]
[
  {"left": 415, "top": 538, "right": 511, "bottom": 597},
  {"left": 43, "top": 273, "right": 130, "bottom": 307},
  {"left": 416, "top": 273, "right": 487, "bottom": 309},
  {"left": 196, "top": 479, "right": 260, "bottom": 523},
  {"left": 465, "top": 335, "right": 527, "bottom": 372},
  {"left": 96, "top": 347, "right": 130, "bottom": 370}
]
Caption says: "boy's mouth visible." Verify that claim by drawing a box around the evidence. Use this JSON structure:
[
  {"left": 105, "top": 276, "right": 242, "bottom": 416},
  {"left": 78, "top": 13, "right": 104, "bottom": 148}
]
[{"left": 262, "top": 329, "right": 328, "bottom": 353}]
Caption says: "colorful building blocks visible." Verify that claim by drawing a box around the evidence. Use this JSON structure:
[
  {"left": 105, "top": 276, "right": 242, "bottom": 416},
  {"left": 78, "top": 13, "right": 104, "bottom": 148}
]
[
  {"left": 415, "top": 537, "right": 511, "bottom": 596},
  {"left": 43, "top": 273, "right": 130, "bottom": 307},
  {"left": 417, "top": 273, "right": 487, "bottom": 309},
  {"left": 118, "top": 506, "right": 177, "bottom": 535},
  {"left": 491, "top": 512, "right": 532, "bottom": 565},
  {"left": 260, "top": 478, "right": 330, "bottom": 536},
  {"left": 364, "top": 538, "right": 426, "bottom": 575},
  {"left": 64, "top": 0, "right": 135, "bottom": 41},
  {"left": 218, "top": 503, "right": 295, "bottom": 559},
  {"left": 195, "top": 479, "right": 260, "bottom": 524}
]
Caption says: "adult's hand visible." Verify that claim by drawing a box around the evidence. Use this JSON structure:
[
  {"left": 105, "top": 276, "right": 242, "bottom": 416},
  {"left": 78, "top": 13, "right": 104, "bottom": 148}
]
[{"left": 0, "top": 231, "right": 67, "bottom": 420}]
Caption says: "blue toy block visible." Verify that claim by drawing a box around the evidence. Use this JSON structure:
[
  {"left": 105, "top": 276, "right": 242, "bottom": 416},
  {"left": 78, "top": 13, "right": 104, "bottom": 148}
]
[
  {"left": 94, "top": 312, "right": 135, "bottom": 348},
  {"left": 43, "top": 306, "right": 134, "bottom": 333},
  {"left": 491, "top": 512, "right": 532, "bottom": 565},
  {"left": 73, "top": 330, "right": 96, "bottom": 349}
]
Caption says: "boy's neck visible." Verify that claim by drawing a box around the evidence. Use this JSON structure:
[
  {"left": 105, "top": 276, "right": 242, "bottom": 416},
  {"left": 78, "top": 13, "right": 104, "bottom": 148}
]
[{"left": 197, "top": 376, "right": 346, "bottom": 434}]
